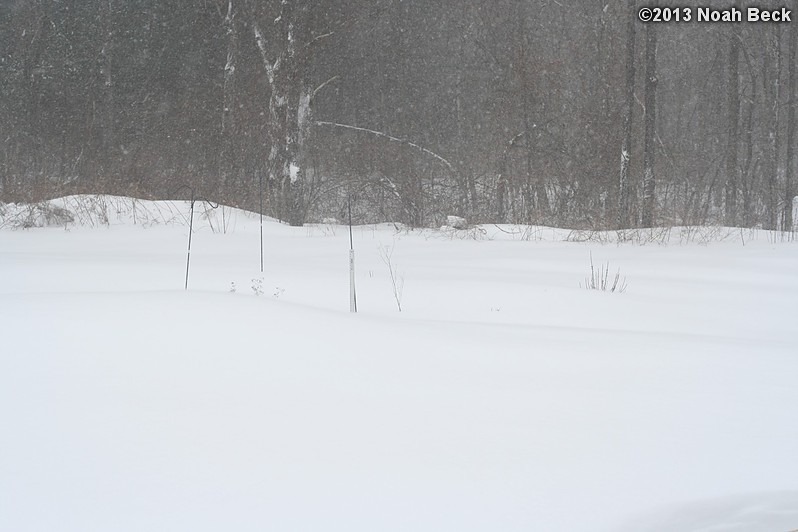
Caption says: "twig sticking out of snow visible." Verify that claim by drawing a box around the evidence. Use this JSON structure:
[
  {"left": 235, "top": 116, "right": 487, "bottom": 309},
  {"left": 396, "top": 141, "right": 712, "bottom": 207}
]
[
  {"left": 582, "top": 252, "right": 628, "bottom": 293},
  {"left": 378, "top": 244, "right": 404, "bottom": 312}
]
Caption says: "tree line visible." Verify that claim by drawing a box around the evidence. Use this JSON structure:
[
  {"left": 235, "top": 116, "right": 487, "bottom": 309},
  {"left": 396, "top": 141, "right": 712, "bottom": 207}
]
[{"left": 1, "top": 0, "right": 796, "bottom": 230}]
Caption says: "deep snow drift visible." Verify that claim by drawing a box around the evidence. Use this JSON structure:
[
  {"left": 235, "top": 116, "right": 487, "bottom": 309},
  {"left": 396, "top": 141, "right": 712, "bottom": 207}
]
[{"left": 1, "top": 196, "right": 797, "bottom": 532}]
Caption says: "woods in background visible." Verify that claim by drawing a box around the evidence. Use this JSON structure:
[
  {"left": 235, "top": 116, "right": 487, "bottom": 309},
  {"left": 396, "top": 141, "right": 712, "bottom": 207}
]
[{"left": 1, "top": 0, "right": 796, "bottom": 230}]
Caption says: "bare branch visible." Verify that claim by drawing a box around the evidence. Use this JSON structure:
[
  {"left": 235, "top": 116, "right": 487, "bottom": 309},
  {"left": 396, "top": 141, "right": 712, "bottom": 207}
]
[
  {"left": 305, "top": 31, "right": 334, "bottom": 50},
  {"left": 313, "top": 75, "right": 339, "bottom": 99},
  {"left": 252, "top": 22, "right": 275, "bottom": 86},
  {"left": 315, "top": 121, "right": 456, "bottom": 174}
]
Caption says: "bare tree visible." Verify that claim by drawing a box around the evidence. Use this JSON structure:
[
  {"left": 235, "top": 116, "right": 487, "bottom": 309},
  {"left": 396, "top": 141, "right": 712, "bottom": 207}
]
[
  {"left": 618, "top": 0, "right": 636, "bottom": 229},
  {"left": 726, "top": 20, "right": 741, "bottom": 226},
  {"left": 219, "top": 0, "right": 239, "bottom": 199},
  {"left": 785, "top": 5, "right": 797, "bottom": 231},
  {"left": 762, "top": 24, "right": 782, "bottom": 230},
  {"left": 640, "top": 23, "right": 658, "bottom": 228},
  {"left": 244, "top": 0, "right": 333, "bottom": 225},
  {"left": 99, "top": 0, "right": 115, "bottom": 176}
]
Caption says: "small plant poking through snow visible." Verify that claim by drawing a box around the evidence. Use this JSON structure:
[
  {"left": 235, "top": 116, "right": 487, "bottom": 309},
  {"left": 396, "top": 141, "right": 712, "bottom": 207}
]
[
  {"left": 581, "top": 252, "right": 628, "bottom": 293},
  {"left": 379, "top": 244, "right": 405, "bottom": 312},
  {"left": 229, "top": 282, "right": 237, "bottom": 293},
  {"left": 273, "top": 287, "right": 285, "bottom": 299},
  {"left": 251, "top": 277, "right": 264, "bottom": 296}
]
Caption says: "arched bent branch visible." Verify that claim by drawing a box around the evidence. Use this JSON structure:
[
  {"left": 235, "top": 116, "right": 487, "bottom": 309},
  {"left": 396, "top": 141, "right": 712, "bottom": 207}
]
[{"left": 314, "top": 121, "right": 456, "bottom": 174}]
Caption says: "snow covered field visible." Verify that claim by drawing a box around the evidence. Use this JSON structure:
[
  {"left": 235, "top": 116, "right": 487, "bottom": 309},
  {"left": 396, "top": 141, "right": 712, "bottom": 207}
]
[{"left": 1, "top": 196, "right": 797, "bottom": 532}]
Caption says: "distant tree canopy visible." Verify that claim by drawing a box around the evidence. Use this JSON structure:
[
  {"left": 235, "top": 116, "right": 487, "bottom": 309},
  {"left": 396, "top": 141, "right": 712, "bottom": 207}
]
[{"left": 1, "top": 0, "right": 796, "bottom": 230}]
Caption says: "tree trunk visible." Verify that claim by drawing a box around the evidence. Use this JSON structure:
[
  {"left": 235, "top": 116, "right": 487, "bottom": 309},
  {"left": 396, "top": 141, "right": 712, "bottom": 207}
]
[
  {"left": 23, "top": 3, "right": 51, "bottom": 197},
  {"left": 784, "top": 8, "right": 797, "bottom": 231},
  {"left": 516, "top": 7, "right": 534, "bottom": 221},
  {"left": 220, "top": 0, "right": 238, "bottom": 200},
  {"left": 99, "top": 0, "right": 115, "bottom": 177},
  {"left": 497, "top": 159, "right": 507, "bottom": 223},
  {"left": 618, "top": 0, "right": 636, "bottom": 229},
  {"left": 251, "top": 0, "right": 314, "bottom": 226},
  {"left": 765, "top": 25, "right": 781, "bottom": 230},
  {"left": 641, "top": 23, "right": 658, "bottom": 228},
  {"left": 725, "top": 22, "right": 741, "bottom": 226},
  {"left": 515, "top": 3, "right": 548, "bottom": 222},
  {"left": 738, "top": 43, "right": 756, "bottom": 225}
]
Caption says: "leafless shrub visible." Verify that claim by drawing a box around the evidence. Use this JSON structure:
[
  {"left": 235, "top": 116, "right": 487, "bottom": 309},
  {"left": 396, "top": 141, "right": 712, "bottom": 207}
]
[
  {"left": 615, "top": 227, "right": 673, "bottom": 245},
  {"left": 566, "top": 229, "right": 615, "bottom": 244},
  {"left": 437, "top": 224, "right": 489, "bottom": 241},
  {"left": 0, "top": 202, "right": 74, "bottom": 228}
]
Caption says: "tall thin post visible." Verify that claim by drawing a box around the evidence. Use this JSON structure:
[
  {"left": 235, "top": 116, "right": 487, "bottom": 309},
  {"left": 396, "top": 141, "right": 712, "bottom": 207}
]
[
  {"left": 348, "top": 194, "right": 357, "bottom": 313},
  {"left": 259, "top": 172, "right": 264, "bottom": 272},
  {"left": 185, "top": 189, "right": 195, "bottom": 290}
]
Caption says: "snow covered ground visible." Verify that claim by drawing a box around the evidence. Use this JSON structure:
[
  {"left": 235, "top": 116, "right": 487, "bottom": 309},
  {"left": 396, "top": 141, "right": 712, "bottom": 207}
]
[{"left": 1, "top": 196, "right": 797, "bottom": 532}]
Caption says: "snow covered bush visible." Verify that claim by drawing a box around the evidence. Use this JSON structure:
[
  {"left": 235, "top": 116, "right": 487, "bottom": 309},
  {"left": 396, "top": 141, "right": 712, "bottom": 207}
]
[
  {"left": 1, "top": 202, "right": 75, "bottom": 229},
  {"left": 446, "top": 215, "right": 468, "bottom": 229}
]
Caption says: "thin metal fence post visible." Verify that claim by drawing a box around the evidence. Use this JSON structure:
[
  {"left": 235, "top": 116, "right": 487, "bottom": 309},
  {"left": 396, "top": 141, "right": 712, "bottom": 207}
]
[
  {"left": 184, "top": 189, "right": 195, "bottom": 290},
  {"left": 348, "top": 194, "right": 357, "bottom": 313},
  {"left": 259, "top": 172, "right": 264, "bottom": 273}
]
